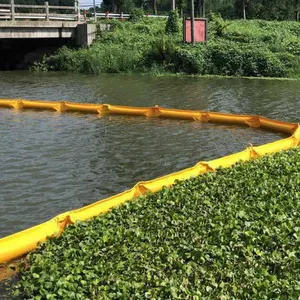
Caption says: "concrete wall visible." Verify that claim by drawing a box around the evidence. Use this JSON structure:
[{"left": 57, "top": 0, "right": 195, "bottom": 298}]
[{"left": 76, "top": 24, "right": 96, "bottom": 47}]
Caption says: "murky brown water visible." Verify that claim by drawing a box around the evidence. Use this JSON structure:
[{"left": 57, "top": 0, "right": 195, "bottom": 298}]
[{"left": 0, "top": 72, "right": 299, "bottom": 238}]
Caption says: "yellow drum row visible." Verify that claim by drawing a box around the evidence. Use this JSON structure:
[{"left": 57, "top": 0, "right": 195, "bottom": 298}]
[{"left": 0, "top": 98, "right": 299, "bottom": 263}]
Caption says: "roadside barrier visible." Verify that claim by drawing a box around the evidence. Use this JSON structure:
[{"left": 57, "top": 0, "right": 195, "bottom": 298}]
[{"left": 0, "top": 98, "right": 299, "bottom": 264}]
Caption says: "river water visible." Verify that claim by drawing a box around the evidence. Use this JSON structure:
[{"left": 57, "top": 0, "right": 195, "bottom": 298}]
[{"left": 0, "top": 72, "right": 299, "bottom": 238}]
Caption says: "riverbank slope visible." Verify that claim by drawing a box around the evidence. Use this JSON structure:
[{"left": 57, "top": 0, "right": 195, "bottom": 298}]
[{"left": 37, "top": 15, "right": 300, "bottom": 78}]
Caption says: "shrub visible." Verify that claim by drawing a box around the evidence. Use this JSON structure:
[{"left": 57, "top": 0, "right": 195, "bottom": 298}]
[
  {"left": 144, "top": 34, "right": 176, "bottom": 67},
  {"left": 205, "top": 42, "right": 287, "bottom": 77},
  {"left": 40, "top": 18, "right": 300, "bottom": 78},
  {"left": 165, "top": 10, "right": 180, "bottom": 35},
  {"left": 46, "top": 47, "right": 84, "bottom": 72},
  {"left": 172, "top": 47, "right": 205, "bottom": 74},
  {"left": 101, "top": 19, "right": 125, "bottom": 30},
  {"left": 208, "top": 12, "right": 229, "bottom": 38},
  {"left": 129, "top": 8, "right": 144, "bottom": 23}
]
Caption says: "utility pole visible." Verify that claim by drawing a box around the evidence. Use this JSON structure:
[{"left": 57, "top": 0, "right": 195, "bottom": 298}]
[
  {"left": 191, "top": 0, "right": 195, "bottom": 45},
  {"left": 197, "top": 0, "right": 204, "bottom": 17},
  {"left": 172, "top": 0, "right": 175, "bottom": 11},
  {"left": 93, "top": 0, "right": 97, "bottom": 22}
]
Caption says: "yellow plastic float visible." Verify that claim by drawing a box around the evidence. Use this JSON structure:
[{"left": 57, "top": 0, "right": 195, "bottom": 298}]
[{"left": 0, "top": 98, "right": 299, "bottom": 264}]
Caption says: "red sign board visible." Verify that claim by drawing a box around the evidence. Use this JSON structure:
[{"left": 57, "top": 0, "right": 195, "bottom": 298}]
[{"left": 184, "top": 18, "right": 207, "bottom": 43}]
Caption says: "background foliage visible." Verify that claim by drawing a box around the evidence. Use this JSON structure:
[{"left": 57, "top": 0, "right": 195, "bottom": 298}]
[
  {"left": 39, "top": 16, "right": 300, "bottom": 78},
  {"left": 5, "top": 0, "right": 298, "bottom": 78}
]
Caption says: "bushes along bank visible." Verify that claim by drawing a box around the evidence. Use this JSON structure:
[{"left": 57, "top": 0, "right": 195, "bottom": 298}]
[{"left": 35, "top": 15, "right": 300, "bottom": 78}]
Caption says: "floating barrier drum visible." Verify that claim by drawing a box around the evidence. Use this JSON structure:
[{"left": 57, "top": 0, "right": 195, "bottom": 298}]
[{"left": 0, "top": 98, "right": 299, "bottom": 264}]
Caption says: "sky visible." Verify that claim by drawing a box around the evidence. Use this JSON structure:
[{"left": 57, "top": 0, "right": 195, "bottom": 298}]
[{"left": 80, "top": 0, "right": 102, "bottom": 8}]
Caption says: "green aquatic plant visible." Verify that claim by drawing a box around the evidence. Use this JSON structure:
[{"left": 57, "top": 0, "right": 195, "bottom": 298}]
[{"left": 13, "top": 148, "right": 300, "bottom": 299}]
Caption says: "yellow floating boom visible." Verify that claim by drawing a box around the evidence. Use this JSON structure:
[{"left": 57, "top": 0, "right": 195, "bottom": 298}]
[{"left": 0, "top": 98, "right": 299, "bottom": 263}]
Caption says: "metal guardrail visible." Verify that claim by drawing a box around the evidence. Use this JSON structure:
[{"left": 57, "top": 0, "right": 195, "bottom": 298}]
[{"left": 0, "top": 0, "right": 81, "bottom": 21}]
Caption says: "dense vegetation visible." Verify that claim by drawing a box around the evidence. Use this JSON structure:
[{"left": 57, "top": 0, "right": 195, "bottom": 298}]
[
  {"left": 2, "top": 0, "right": 299, "bottom": 78},
  {"left": 14, "top": 148, "right": 300, "bottom": 299},
  {"left": 38, "top": 15, "right": 300, "bottom": 78}
]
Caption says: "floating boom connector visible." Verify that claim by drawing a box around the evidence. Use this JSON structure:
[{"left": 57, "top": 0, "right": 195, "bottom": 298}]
[{"left": 0, "top": 98, "right": 299, "bottom": 263}]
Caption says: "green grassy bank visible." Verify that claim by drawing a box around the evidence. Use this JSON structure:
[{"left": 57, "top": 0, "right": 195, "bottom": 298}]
[
  {"left": 13, "top": 148, "right": 300, "bottom": 299},
  {"left": 36, "top": 15, "right": 300, "bottom": 78}
]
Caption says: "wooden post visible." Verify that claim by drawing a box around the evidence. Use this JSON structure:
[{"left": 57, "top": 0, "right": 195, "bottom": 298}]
[
  {"left": 45, "top": 1, "right": 50, "bottom": 21},
  {"left": 11, "top": 0, "right": 15, "bottom": 21},
  {"left": 106, "top": 11, "right": 109, "bottom": 30},
  {"left": 190, "top": 0, "right": 195, "bottom": 45},
  {"left": 172, "top": 0, "right": 175, "bottom": 11}
]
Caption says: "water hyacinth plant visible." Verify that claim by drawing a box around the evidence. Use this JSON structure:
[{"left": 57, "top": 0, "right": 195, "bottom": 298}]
[{"left": 13, "top": 148, "right": 300, "bottom": 299}]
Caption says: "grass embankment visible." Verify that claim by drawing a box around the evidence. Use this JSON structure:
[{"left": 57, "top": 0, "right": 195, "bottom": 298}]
[
  {"left": 37, "top": 16, "right": 300, "bottom": 78},
  {"left": 14, "top": 148, "right": 300, "bottom": 299}
]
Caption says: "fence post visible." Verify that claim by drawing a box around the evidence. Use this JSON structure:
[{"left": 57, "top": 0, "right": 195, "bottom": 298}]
[
  {"left": 11, "top": 0, "right": 15, "bottom": 21},
  {"left": 105, "top": 11, "right": 109, "bottom": 30},
  {"left": 45, "top": 1, "right": 49, "bottom": 21},
  {"left": 83, "top": 9, "right": 86, "bottom": 23}
]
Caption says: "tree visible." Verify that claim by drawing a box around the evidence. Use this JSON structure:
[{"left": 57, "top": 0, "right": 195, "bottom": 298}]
[
  {"left": 242, "top": 0, "right": 246, "bottom": 19},
  {"left": 165, "top": 9, "right": 180, "bottom": 33},
  {"left": 171, "top": 0, "right": 175, "bottom": 10},
  {"left": 197, "top": 0, "right": 205, "bottom": 17},
  {"left": 234, "top": 0, "right": 249, "bottom": 19},
  {"left": 153, "top": 0, "right": 157, "bottom": 14}
]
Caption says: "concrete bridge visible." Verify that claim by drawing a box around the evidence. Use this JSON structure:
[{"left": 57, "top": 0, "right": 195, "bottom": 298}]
[
  {"left": 0, "top": 1, "right": 97, "bottom": 70},
  {"left": 0, "top": 21, "right": 96, "bottom": 46}
]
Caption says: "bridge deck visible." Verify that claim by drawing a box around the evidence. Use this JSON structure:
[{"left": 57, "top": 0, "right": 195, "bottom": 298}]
[{"left": 0, "top": 21, "right": 79, "bottom": 39}]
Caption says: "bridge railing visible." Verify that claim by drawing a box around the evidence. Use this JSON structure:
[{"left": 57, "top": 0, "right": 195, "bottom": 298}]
[
  {"left": 0, "top": 1, "right": 168, "bottom": 23},
  {"left": 95, "top": 12, "right": 168, "bottom": 20},
  {"left": 0, "top": 0, "right": 81, "bottom": 22}
]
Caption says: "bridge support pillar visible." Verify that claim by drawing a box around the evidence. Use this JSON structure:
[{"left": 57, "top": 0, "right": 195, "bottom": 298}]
[{"left": 76, "top": 24, "right": 97, "bottom": 47}]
